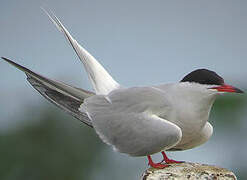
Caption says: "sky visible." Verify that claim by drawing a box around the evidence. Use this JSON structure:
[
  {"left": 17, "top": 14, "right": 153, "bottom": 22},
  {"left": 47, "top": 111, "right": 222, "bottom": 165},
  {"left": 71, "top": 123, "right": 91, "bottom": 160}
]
[
  {"left": 0, "top": 0, "right": 247, "bottom": 178},
  {"left": 1, "top": 1, "right": 247, "bottom": 123},
  {"left": 0, "top": 0, "right": 246, "bottom": 137}
]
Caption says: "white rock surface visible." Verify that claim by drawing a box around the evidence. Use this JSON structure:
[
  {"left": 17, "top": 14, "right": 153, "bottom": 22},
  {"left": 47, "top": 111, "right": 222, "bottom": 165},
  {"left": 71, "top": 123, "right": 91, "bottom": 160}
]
[{"left": 141, "top": 162, "right": 237, "bottom": 180}]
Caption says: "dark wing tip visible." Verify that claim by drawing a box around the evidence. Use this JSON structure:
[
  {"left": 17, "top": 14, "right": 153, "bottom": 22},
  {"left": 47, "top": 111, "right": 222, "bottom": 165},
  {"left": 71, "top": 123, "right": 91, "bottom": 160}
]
[
  {"left": 1, "top": 57, "right": 33, "bottom": 76},
  {"left": 2, "top": 57, "right": 16, "bottom": 65},
  {"left": 1, "top": 57, "right": 9, "bottom": 61}
]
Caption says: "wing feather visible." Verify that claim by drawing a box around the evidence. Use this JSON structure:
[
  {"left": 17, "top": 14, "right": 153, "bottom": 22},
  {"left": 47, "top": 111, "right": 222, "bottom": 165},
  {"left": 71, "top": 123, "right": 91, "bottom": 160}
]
[
  {"left": 2, "top": 57, "right": 94, "bottom": 127},
  {"left": 82, "top": 87, "right": 182, "bottom": 156},
  {"left": 42, "top": 8, "right": 120, "bottom": 95}
]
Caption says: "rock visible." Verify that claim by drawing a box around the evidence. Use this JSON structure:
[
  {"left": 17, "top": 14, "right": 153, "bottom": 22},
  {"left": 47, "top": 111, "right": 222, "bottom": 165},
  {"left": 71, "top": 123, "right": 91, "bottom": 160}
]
[{"left": 141, "top": 162, "right": 237, "bottom": 180}]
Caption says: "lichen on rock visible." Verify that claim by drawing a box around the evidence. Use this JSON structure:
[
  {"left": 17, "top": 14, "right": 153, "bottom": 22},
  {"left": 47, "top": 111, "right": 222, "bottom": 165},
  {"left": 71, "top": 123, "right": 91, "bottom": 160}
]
[{"left": 141, "top": 162, "right": 237, "bottom": 180}]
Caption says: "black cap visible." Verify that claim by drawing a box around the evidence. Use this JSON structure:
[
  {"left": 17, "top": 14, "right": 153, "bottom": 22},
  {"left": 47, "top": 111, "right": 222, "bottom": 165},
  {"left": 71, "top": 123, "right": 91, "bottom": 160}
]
[{"left": 180, "top": 69, "right": 224, "bottom": 85}]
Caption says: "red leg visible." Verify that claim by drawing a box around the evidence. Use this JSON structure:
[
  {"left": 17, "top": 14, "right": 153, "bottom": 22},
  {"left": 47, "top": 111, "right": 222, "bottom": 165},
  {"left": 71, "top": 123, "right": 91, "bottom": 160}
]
[
  {"left": 147, "top": 155, "right": 169, "bottom": 169},
  {"left": 161, "top": 151, "right": 184, "bottom": 164}
]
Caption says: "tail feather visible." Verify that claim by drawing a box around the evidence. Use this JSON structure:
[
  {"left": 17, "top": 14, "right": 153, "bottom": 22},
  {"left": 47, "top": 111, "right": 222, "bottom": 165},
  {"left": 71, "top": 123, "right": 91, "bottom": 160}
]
[
  {"left": 42, "top": 8, "right": 120, "bottom": 95},
  {"left": 2, "top": 57, "right": 94, "bottom": 127}
]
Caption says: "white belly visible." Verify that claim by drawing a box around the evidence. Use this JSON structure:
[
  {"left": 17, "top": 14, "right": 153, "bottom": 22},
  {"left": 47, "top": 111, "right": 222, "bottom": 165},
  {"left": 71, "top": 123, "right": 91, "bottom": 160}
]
[{"left": 160, "top": 98, "right": 214, "bottom": 146}]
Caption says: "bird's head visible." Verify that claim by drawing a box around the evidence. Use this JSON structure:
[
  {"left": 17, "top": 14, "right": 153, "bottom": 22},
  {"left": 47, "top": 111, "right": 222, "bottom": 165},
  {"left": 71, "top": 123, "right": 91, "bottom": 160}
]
[{"left": 180, "top": 69, "right": 244, "bottom": 94}]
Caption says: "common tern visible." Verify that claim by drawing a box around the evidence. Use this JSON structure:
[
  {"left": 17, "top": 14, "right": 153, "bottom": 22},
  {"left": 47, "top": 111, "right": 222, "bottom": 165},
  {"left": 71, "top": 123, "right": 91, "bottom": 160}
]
[{"left": 2, "top": 10, "right": 244, "bottom": 169}]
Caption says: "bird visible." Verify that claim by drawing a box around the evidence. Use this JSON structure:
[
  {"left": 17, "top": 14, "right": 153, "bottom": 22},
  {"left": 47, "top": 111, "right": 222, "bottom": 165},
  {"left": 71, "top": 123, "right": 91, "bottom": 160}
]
[{"left": 2, "top": 10, "right": 244, "bottom": 169}]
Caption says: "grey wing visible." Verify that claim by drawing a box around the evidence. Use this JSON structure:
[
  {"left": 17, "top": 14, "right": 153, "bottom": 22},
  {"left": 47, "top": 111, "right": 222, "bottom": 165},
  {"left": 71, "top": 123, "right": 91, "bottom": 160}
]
[
  {"left": 89, "top": 112, "right": 181, "bottom": 156},
  {"left": 2, "top": 57, "right": 94, "bottom": 127},
  {"left": 82, "top": 88, "right": 182, "bottom": 156}
]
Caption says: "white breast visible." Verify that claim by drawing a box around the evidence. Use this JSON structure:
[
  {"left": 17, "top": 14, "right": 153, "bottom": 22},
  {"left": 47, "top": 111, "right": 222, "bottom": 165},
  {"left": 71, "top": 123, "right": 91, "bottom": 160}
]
[{"left": 156, "top": 83, "right": 217, "bottom": 145}]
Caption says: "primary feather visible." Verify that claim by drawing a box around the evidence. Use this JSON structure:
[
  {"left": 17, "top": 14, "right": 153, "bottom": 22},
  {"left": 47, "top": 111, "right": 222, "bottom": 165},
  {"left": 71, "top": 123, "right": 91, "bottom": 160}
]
[{"left": 1, "top": 57, "right": 94, "bottom": 127}]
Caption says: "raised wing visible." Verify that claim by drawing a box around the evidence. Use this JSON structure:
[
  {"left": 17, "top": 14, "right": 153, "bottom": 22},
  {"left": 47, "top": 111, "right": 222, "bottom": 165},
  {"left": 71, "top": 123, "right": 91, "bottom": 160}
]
[
  {"left": 42, "top": 8, "right": 120, "bottom": 95},
  {"left": 2, "top": 57, "right": 94, "bottom": 127}
]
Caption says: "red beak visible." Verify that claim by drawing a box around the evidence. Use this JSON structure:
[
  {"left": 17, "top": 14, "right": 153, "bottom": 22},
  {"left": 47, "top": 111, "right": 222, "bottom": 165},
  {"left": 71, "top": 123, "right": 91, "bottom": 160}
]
[{"left": 210, "top": 84, "right": 244, "bottom": 93}]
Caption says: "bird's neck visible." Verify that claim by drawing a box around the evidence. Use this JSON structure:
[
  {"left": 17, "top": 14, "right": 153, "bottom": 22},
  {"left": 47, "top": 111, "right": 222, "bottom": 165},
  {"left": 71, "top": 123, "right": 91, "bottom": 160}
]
[{"left": 160, "top": 83, "right": 217, "bottom": 130}]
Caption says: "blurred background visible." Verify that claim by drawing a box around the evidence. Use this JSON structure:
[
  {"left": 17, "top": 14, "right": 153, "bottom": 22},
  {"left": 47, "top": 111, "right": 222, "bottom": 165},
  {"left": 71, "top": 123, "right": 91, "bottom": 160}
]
[{"left": 0, "top": 0, "right": 247, "bottom": 179}]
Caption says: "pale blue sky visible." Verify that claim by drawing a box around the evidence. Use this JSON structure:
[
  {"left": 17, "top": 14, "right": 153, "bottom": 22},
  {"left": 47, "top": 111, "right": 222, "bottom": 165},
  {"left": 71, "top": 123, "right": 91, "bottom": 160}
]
[
  {"left": 1, "top": 0, "right": 247, "bottom": 127},
  {"left": 1, "top": 1, "right": 247, "bottom": 178}
]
